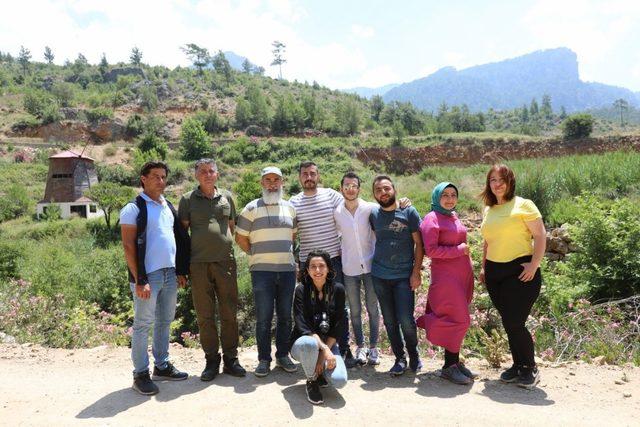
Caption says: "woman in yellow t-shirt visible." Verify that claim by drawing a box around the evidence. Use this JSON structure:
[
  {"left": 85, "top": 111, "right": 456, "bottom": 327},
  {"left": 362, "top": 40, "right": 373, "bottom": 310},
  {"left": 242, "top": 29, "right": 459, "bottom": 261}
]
[{"left": 479, "top": 164, "right": 546, "bottom": 390}]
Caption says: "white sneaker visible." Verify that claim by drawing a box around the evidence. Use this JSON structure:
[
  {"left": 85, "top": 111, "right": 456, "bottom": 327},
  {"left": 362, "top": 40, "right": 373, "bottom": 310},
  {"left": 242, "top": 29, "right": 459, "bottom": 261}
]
[
  {"left": 355, "top": 346, "right": 368, "bottom": 365},
  {"left": 368, "top": 347, "right": 380, "bottom": 365}
]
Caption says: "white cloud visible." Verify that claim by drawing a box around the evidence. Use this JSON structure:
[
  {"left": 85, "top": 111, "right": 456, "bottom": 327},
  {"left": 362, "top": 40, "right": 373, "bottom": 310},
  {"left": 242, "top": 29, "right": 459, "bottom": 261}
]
[
  {"left": 0, "top": 0, "right": 372, "bottom": 88},
  {"left": 351, "top": 24, "right": 375, "bottom": 39}
]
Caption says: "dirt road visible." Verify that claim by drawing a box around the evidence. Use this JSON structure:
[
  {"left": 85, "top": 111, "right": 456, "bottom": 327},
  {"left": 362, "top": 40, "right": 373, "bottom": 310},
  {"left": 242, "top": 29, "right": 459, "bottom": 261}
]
[{"left": 0, "top": 343, "right": 637, "bottom": 426}]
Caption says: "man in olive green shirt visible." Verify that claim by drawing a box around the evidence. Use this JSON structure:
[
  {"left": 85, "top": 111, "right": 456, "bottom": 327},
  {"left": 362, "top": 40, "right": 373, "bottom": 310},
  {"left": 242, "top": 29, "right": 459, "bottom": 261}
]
[{"left": 178, "top": 159, "right": 246, "bottom": 381}]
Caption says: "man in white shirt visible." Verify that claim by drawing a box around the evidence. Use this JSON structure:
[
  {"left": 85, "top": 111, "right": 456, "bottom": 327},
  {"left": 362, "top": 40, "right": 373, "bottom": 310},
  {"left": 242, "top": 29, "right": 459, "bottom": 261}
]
[{"left": 333, "top": 172, "right": 381, "bottom": 365}]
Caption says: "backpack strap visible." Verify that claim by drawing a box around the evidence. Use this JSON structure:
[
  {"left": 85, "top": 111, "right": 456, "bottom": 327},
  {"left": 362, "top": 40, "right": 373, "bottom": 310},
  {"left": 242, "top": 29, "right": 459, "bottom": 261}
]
[{"left": 126, "top": 195, "right": 148, "bottom": 285}]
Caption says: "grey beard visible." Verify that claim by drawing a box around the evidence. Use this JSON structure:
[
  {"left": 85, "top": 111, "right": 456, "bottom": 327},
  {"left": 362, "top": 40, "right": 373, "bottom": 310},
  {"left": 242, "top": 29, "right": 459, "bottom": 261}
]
[{"left": 262, "top": 188, "right": 283, "bottom": 204}]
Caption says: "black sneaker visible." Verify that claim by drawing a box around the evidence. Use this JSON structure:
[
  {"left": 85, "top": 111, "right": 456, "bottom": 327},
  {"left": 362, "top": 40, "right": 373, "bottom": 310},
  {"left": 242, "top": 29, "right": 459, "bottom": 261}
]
[
  {"left": 133, "top": 370, "right": 159, "bottom": 395},
  {"left": 499, "top": 365, "right": 521, "bottom": 383},
  {"left": 316, "top": 374, "right": 329, "bottom": 388},
  {"left": 306, "top": 379, "right": 324, "bottom": 405},
  {"left": 389, "top": 358, "right": 408, "bottom": 376},
  {"left": 152, "top": 362, "right": 188, "bottom": 381},
  {"left": 223, "top": 356, "right": 247, "bottom": 377},
  {"left": 457, "top": 362, "right": 479, "bottom": 379},
  {"left": 201, "top": 354, "right": 221, "bottom": 382},
  {"left": 516, "top": 367, "right": 540, "bottom": 390},
  {"left": 343, "top": 348, "right": 358, "bottom": 369}
]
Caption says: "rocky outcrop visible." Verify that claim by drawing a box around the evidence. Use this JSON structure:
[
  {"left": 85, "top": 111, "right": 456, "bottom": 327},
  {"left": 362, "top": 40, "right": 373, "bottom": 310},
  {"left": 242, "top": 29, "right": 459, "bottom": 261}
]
[
  {"left": 357, "top": 135, "right": 640, "bottom": 174},
  {"left": 545, "top": 224, "right": 578, "bottom": 261},
  {"left": 9, "top": 119, "right": 128, "bottom": 143}
]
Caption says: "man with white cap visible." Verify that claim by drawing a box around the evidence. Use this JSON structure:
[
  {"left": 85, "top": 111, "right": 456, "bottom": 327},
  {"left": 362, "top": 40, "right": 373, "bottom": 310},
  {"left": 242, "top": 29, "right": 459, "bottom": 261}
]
[{"left": 235, "top": 166, "right": 299, "bottom": 377}]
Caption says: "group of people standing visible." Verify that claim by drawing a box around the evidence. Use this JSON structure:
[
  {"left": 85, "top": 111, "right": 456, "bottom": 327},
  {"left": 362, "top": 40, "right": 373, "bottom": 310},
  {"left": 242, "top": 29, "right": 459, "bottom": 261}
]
[{"left": 120, "top": 158, "right": 545, "bottom": 405}]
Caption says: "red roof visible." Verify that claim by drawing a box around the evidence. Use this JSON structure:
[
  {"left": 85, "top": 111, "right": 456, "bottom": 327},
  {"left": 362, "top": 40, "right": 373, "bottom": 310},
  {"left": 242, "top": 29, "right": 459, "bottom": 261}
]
[{"left": 49, "top": 150, "right": 95, "bottom": 161}]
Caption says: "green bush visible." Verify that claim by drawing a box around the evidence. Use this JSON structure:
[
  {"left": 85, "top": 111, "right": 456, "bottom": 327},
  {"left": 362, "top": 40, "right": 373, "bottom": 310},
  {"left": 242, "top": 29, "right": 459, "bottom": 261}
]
[
  {"left": 0, "top": 184, "right": 34, "bottom": 222},
  {"left": 233, "top": 171, "right": 262, "bottom": 209},
  {"left": 193, "top": 109, "right": 227, "bottom": 135},
  {"left": 85, "top": 107, "right": 114, "bottom": 123},
  {"left": 0, "top": 240, "right": 24, "bottom": 279},
  {"left": 0, "top": 279, "right": 128, "bottom": 348},
  {"left": 137, "top": 132, "right": 168, "bottom": 159},
  {"left": 180, "top": 117, "right": 211, "bottom": 160},
  {"left": 562, "top": 113, "right": 594, "bottom": 140},
  {"left": 96, "top": 163, "right": 136, "bottom": 186},
  {"left": 51, "top": 82, "right": 75, "bottom": 107},
  {"left": 569, "top": 195, "right": 640, "bottom": 300}
]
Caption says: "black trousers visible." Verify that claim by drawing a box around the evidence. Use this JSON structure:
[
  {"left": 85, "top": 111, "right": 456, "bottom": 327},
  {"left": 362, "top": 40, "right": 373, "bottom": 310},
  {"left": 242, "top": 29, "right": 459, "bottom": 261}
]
[{"left": 485, "top": 255, "right": 541, "bottom": 367}]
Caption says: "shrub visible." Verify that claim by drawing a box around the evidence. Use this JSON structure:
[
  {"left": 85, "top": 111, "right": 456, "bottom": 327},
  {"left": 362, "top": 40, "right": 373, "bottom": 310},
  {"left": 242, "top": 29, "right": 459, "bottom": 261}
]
[
  {"left": 233, "top": 171, "right": 262, "bottom": 209},
  {"left": 103, "top": 144, "right": 117, "bottom": 157},
  {"left": 137, "top": 132, "right": 168, "bottom": 159},
  {"left": 180, "top": 117, "right": 211, "bottom": 160},
  {"left": 85, "top": 107, "right": 114, "bottom": 123},
  {"left": 50, "top": 82, "right": 75, "bottom": 107},
  {"left": 569, "top": 195, "right": 640, "bottom": 300},
  {"left": 0, "top": 240, "right": 23, "bottom": 279},
  {"left": 96, "top": 163, "right": 135, "bottom": 186},
  {"left": 193, "top": 109, "right": 226, "bottom": 134},
  {"left": 125, "top": 114, "right": 144, "bottom": 137},
  {"left": 23, "top": 90, "right": 54, "bottom": 118},
  {"left": 0, "top": 184, "right": 33, "bottom": 222},
  {"left": 562, "top": 113, "right": 594, "bottom": 140},
  {"left": 0, "top": 279, "right": 128, "bottom": 348}
]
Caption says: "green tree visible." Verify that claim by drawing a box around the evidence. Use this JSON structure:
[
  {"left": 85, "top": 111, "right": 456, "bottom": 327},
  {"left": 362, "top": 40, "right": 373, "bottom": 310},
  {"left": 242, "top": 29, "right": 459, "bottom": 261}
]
[
  {"left": 44, "top": 46, "right": 54, "bottom": 64},
  {"left": 180, "top": 117, "right": 210, "bottom": 160},
  {"left": 85, "top": 182, "right": 136, "bottom": 229},
  {"left": 371, "top": 95, "right": 384, "bottom": 123},
  {"left": 541, "top": 94, "right": 553, "bottom": 120},
  {"left": 241, "top": 58, "right": 252, "bottom": 73},
  {"left": 272, "top": 95, "right": 296, "bottom": 134},
  {"left": 245, "top": 83, "right": 270, "bottom": 127},
  {"left": 234, "top": 98, "right": 251, "bottom": 129},
  {"left": 335, "top": 98, "right": 361, "bottom": 135},
  {"left": 613, "top": 98, "right": 629, "bottom": 127},
  {"left": 98, "top": 53, "right": 109, "bottom": 79},
  {"left": 137, "top": 132, "right": 168, "bottom": 159},
  {"left": 194, "top": 109, "right": 226, "bottom": 134},
  {"left": 529, "top": 98, "right": 539, "bottom": 116},
  {"left": 51, "top": 82, "right": 75, "bottom": 107},
  {"left": 130, "top": 47, "right": 143, "bottom": 67},
  {"left": 562, "top": 114, "right": 594, "bottom": 140},
  {"left": 17, "top": 46, "right": 31, "bottom": 78},
  {"left": 390, "top": 120, "right": 406, "bottom": 147},
  {"left": 271, "top": 40, "right": 286, "bottom": 79},
  {"left": 181, "top": 43, "right": 210, "bottom": 75},
  {"left": 212, "top": 50, "right": 233, "bottom": 84},
  {"left": 233, "top": 171, "right": 262, "bottom": 209}
]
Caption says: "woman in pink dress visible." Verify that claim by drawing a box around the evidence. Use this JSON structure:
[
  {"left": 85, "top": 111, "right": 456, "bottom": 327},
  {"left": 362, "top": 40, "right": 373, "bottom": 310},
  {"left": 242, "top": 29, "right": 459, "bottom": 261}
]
[{"left": 417, "top": 182, "right": 476, "bottom": 385}]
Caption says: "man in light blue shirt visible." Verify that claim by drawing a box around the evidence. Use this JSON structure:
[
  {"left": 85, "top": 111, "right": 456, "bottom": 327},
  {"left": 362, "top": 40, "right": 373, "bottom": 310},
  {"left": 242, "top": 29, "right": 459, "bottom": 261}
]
[{"left": 120, "top": 161, "right": 189, "bottom": 395}]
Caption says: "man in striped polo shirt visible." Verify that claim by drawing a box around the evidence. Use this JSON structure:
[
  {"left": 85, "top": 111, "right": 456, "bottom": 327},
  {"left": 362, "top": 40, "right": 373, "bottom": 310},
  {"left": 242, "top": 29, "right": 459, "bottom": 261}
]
[{"left": 235, "top": 166, "right": 299, "bottom": 377}]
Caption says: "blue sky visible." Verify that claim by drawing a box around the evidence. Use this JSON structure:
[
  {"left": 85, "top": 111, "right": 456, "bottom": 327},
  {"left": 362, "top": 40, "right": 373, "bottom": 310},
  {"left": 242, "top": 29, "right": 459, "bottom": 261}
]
[{"left": 1, "top": 0, "right": 639, "bottom": 91}]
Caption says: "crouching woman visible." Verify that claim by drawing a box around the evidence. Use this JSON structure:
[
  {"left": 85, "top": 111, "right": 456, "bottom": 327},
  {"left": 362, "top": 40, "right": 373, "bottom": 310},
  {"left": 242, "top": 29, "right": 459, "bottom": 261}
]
[{"left": 290, "top": 249, "right": 348, "bottom": 405}]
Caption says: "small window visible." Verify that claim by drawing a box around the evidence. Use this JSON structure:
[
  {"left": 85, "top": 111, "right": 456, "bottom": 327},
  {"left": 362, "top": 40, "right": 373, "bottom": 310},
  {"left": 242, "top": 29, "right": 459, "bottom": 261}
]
[
  {"left": 52, "top": 173, "right": 73, "bottom": 178},
  {"left": 89, "top": 205, "right": 97, "bottom": 213}
]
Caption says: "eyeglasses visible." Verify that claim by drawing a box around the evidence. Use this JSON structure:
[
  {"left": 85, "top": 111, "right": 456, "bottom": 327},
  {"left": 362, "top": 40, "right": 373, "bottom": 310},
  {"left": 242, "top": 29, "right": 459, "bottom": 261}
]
[{"left": 343, "top": 184, "right": 359, "bottom": 190}]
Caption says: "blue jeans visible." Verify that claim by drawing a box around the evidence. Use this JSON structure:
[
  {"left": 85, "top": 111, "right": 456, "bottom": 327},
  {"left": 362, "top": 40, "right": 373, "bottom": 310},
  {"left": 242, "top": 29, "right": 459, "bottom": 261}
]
[
  {"left": 130, "top": 267, "right": 178, "bottom": 374},
  {"left": 372, "top": 276, "right": 418, "bottom": 360},
  {"left": 251, "top": 270, "right": 296, "bottom": 362},
  {"left": 290, "top": 336, "right": 347, "bottom": 388},
  {"left": 344, "top": 273, "right": 380, "bottom": 347}
]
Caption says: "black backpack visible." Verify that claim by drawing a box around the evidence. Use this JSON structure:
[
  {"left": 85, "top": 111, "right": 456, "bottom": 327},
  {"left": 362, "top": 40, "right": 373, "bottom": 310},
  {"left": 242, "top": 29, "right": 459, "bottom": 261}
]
[{"left": 127, "top": 194, "right": 190, "bottom": 285}]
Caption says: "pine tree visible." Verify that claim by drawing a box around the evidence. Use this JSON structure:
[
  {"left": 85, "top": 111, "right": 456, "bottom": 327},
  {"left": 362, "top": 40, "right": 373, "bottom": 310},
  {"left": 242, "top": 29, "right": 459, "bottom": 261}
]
[{"left": 44, "top": 46, "right": 54, "bottom": 64}]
